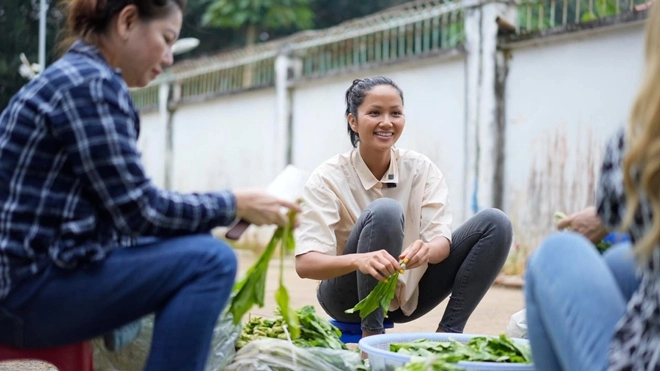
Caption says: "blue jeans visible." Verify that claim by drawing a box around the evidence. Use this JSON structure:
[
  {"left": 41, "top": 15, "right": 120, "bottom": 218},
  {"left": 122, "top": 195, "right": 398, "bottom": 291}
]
[
  {"left": 0, "top": 234, "right": 237, "bottom": 371},
  {"left": 524, "top": 232, "right": 640, "bottom": 371},
  {"left": 317, "top": 198, "right": 512, "bottom": 334}
]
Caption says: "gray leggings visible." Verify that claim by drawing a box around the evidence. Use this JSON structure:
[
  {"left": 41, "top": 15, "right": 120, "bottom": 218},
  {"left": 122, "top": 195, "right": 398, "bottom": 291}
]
[{"left": 317, "top": 198, "right": 512, "bottom": 333}]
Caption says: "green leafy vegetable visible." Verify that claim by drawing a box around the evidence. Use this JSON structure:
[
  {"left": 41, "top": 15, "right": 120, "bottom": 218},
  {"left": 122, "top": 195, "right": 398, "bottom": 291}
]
[
  {"left": 274, "top": 209, "right": 300, "bottom": 339},
  {"left": 553, "top": 211, "right": 567, "bottom": 221},
  {"left": 391, "top": 334, "right": 532, "bottom": 365},
  {"left": 236, "top": 305, "right": 347, "bottom": 350},
  {"left": 345, "top": 269, "right": 401, "bottom": 318},
  {"left": 228, "top": 228, "right": 282, "bottom": 324},
  {"left": 228, "top": 208, "right": 300, "bottom": 341}
]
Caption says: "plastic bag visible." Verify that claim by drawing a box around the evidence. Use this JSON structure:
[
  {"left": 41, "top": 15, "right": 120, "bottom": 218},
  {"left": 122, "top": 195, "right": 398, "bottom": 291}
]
[
  {"left": 206, "top": 313, "right": 242, "bottom": 370},
  {"left": 505, "top": 309, "right": 528, "bottom": 339},
  {"left": 93, "top": 313, "right": 241, "bottom": 371},
  {"left": 103, "top": 319, "right": 143, "bottom": 351},
  {"left": 225, "top": 338, "right": 362, "bottom": 371},
  {"left": 93, "top": 316, "right": 154, "bottom": 371}
]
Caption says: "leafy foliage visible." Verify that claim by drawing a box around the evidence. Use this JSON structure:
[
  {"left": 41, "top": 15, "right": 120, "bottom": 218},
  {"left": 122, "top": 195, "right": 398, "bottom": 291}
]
[
  {"left": 518, "top": 0, "right": 638, "bottom": 32},
  {"left": 202, "top": 0, "right": 313, "bottom": 45},
  {"left": 1, "top": 0, "right": 415, "bottom": 106},
  {"left": 310, "top": 0, "right": 412, "bottom": 29},
  {"left": 392, "top": 334, "right": 533, "bottom": 367},
  {"left": 236, "top": 305, "right": 346, "bottom": 350},
  {"left": 0, "top": 1, "right": 61, "bottom": 110},
  {"left": 203, "top": 0, "right": 313, "bottom": 29}
]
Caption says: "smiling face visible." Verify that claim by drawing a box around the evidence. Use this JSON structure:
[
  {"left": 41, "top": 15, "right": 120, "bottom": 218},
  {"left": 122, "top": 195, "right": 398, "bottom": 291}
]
[
  {"left": 115, "top": 7, "right": 182, "bottom": 87},
  {"left": 348, "top": 84, "right": 405, "bottom": 155}
]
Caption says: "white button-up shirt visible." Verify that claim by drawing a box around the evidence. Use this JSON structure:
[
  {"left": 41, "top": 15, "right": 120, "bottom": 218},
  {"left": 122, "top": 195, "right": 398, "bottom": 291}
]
[{"left": 295, "top": 147, "right": 452, "bottom": 315}]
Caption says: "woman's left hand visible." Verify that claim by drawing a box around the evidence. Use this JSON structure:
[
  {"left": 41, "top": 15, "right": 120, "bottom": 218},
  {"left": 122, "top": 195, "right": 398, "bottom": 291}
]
[{"left": 399, "top": 240, "right": 431, "bottom": 270}]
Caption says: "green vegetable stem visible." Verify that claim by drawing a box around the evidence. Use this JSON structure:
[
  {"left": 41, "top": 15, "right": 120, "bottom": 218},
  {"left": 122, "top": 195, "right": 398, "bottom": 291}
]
[
  {"left": 345, "top": 259, "right": 407, "bottom": 318},
  {"left": 227, "top": 206, "right": 301, "bottom": 340},
  {"left": 274, "top": 209, "right": 300, "bottom": 339}
]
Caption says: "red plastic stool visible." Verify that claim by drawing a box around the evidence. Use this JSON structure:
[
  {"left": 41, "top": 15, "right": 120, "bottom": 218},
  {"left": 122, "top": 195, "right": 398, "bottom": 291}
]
[{"left": 0, "top": 341, "right": 93, "bottom": 371}]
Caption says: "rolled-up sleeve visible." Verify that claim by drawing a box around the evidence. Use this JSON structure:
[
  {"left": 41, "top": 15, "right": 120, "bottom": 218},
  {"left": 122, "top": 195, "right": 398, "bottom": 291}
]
[
  {"left": 51, "top": 76, "right": 236, "bottom": 236},
  {"left": 295, "top": 182, "right": 340, "bottom": 256}
]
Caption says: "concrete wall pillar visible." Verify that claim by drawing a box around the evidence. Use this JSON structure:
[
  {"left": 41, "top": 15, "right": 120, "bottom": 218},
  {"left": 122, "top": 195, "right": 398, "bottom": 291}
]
[{"left": 464, "top": 0, "right": 517, "bottom": 216}]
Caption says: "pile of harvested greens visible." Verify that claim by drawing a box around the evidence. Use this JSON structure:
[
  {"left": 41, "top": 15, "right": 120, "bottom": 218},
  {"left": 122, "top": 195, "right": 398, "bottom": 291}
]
[
  {"left": 236, "top": 305, "right": 346, "bottom": 350},
  {"left": 392, "top": 334, "right": 532, "bottom": 368}
]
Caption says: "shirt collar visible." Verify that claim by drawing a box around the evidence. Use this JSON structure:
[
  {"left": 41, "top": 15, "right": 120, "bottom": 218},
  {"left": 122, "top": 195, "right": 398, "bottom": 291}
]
[
  {"left": 69, "top": 40, "right": 123, "bottom": 75},
  {"left": 352, "top": 148, "right": 399, "bottom": 190}
]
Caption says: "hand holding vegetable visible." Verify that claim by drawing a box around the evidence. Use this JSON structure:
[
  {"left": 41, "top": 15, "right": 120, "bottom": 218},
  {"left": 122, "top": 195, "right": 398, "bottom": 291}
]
[
  {"left": 555, "top": 207, "right": 608, "bottom": 243},
  {"left": 555, "top": 209, "right": 612, "bottom": 253},
  {"left": 399, "top": 237, "right": 450, "bottom": 267},
  {"left": 345, "top": 258, "right": 407, "bottom": 318},
  {"left": 233, "top": 189, "right": 301, "bottom": 227},
  {"left": 356, "top": 250, "right": 402, "bottom": 282},
  {"left": 398, "top": 239, "right": 432, "bottom": 270}
]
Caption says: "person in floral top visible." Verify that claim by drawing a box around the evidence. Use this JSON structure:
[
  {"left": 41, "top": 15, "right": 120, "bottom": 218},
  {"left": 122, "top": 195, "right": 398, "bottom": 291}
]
[{"left": 524, "top": 4, "right": 660, "bottom": 370}]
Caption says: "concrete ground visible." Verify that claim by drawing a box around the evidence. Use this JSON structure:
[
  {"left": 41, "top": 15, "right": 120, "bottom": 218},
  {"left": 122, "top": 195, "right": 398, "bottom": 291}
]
[{"left": 0, "top": 248, "right": 525, "bottom": 370}]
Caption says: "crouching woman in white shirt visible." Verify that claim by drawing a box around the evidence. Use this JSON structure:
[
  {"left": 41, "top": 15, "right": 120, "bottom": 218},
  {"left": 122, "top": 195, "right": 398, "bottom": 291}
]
[{"left": 294, "top": 76, "right": 513, "bottom": 339}]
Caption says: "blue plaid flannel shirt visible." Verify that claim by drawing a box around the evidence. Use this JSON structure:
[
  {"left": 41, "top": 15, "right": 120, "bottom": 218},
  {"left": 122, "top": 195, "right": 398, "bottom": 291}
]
[{"left": 0, "top": 41, "right": 237, "bottom": 301}]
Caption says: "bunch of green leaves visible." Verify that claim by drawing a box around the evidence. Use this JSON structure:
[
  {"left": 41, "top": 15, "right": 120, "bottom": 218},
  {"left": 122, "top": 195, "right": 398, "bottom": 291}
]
[
  {"left": 391, "top": 334, "right": 532, "bottom": 364},
  {"left": 236, "top": 305, "right": 346, "bottom": 350},
  {"left": 227, "top": 209, "right": 300, "bottom": 339},
  {"left": 345, "top": 270, "right": 400, "bottom": 319},
  {"left": 296, "top": 305, "right": 346, "bottom": 349}
]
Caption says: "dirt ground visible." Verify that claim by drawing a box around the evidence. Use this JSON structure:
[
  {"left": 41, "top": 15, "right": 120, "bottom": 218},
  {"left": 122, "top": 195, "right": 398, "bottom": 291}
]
[{"left": 0, "top": 248, "right": 525, "bottom": 370}]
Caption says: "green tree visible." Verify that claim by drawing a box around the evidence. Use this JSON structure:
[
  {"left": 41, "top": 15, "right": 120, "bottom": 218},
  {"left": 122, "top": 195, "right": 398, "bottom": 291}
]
[
  {"left": 518, "top": 0, "right": 638, "bottom": 31},
  {"left": 202, "top": 0, "right": 314, "bottom": 47},
  {"left": 310, "top": 0, "right": 412, "bottom": 29},
  {"left": 178, "top": 0, "right": 241, "bottom": 57},
  {"left": 0, "top": 0, "right": 415, "bottom": 104},
  {"left": 0, "top": 0, "right": 61, "bottom": 110}
]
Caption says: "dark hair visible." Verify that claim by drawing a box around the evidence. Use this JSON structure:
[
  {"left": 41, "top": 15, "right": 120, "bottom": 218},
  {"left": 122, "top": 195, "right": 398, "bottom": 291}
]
[
  {"left": 345, "top": 76, "right": 404, "bottom": 148},
  {"left": 57, "top": 0, "right": 185, "bottom": 52}
]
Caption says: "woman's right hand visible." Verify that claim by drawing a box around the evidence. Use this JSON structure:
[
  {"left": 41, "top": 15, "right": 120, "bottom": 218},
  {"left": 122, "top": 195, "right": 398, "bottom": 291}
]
[
  {"left": 233, "top": 189, "right": 301, "bottom": 227},
  {"left": 355, "top": 250, "right": 402, "bottom": 282},
  {"left": 556, "top": 206, "right": 609, "bottom": 243}
]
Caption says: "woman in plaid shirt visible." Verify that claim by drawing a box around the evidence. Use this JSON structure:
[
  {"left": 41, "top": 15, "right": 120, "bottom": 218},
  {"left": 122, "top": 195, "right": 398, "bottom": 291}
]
[{"left": 0, "top": 1, "right": 299, "bottom": 370}]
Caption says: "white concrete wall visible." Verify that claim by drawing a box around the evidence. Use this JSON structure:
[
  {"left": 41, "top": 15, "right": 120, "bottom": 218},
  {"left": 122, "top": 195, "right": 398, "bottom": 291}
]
[
  {"left": 168, "top": 88, "right": 278, "bottom": 192},
  {"left": 135, "top": 21, "right": 646, "bottom": 250},
  {"left": 291, "top": 56, "right": 468, "bottom": 226},
  {"left": 504, "top": 23, "right": 645, "bottom": 250},
  {"left": 137, "top": 111, "right": 166, "bottom": 188}
]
